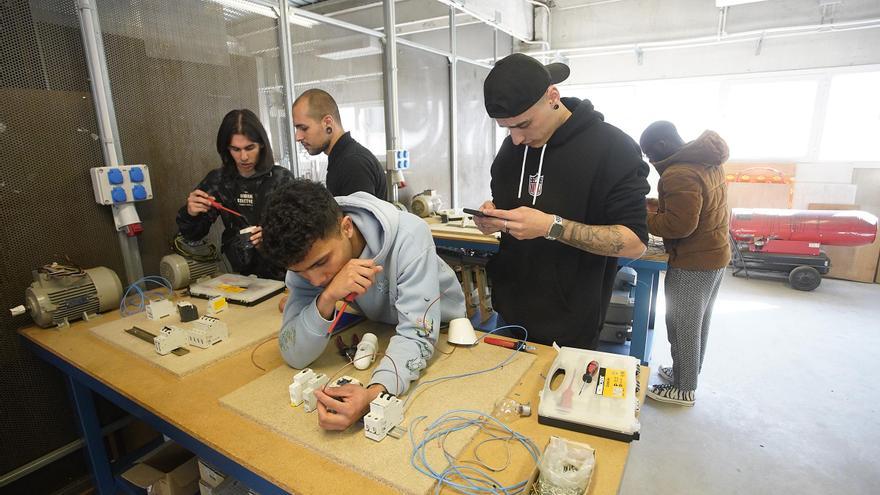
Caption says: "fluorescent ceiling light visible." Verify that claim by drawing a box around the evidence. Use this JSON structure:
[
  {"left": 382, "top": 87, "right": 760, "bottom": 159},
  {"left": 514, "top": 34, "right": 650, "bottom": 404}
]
[
  {"left": 290, "top": 14, "right": 318, "bottom": 29},
  {"left": 211, "top": 1, "right": 317, "bottom": 28},
  {"left": 316, "top": 35, "right": 382, "bottom": 60},
  {"left": 212, "top": 0, "right": 276, "bottom": 18},
  {"left": 715, "top": 0, "right": 770, "bottom": 6}
]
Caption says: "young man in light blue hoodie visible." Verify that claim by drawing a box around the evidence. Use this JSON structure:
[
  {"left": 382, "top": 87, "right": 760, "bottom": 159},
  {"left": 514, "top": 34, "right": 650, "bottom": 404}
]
[{"left": 261, "top": 179, "right": 466, "bottom": 430}]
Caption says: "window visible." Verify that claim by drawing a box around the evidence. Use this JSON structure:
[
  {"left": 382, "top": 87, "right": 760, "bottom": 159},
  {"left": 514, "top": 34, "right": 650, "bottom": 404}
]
[
  {"left": 720, "top": 80, "right": 817, "bottom": 160},
  {"left": 819, "top": 72, "right": 880, "bottom": 162},
  {"left": 566, "top": 67, "right": 880, "bottom": 164}
]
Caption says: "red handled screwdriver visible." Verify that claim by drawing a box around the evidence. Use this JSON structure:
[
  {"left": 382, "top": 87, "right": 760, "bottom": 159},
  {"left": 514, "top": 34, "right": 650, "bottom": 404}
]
[
  {"left": 326, "top": 293, "right": 357, "bottom": 335},
  {"left": 484, "top": 336, "right": 536, "bottom": 352},
  {"left": 209, "top": 199, "right": 246, "bottom": 220},
  {"left": 579, "top": 360, "right": 599, "bottom": 395}
]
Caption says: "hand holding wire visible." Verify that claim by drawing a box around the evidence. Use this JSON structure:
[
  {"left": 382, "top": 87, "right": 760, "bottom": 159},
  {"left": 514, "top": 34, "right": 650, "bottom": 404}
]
[{"left": 314, "top": 383, "right": 384, "bottom": 431}]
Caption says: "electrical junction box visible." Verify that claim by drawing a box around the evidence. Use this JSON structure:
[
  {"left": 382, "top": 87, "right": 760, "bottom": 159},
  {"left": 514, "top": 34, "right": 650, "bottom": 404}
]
[
  {"left": 90, "top": 165, "right": 153, "bottom": 205},
  {"left": 386, "top": 149, "right": 410, "bottom": 170}
]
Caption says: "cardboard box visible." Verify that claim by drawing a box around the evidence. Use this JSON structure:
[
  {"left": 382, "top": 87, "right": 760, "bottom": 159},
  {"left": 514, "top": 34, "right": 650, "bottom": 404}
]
[
  {"left": 122, "top": 442, "right": 199, "bottom": 495},
  {"left": 199, "top": 480, "right": 215, "bottom": 495},
  {"left": 198, "top": 458, "right": 226, "bottom": 488},
  {"left": 808, "top": 203, "right": 880, "bottom": 283}
]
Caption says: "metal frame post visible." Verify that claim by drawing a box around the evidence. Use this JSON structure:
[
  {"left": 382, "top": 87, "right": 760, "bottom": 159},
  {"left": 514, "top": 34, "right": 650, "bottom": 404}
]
[
  {"left": 449, "top": 5, "right": 459, "bottom": 208},
  {"left": 68, "top": 376, "right": 115, "bottom": 495},
  {"left": 278, "top": 1, "right": 300, "bottom": 176},
  {"left": 382, "top": 0, "right": 401, "bottom": 203},
  {"left": 76, "top": 0, "right": 143, "bottom": 285}
]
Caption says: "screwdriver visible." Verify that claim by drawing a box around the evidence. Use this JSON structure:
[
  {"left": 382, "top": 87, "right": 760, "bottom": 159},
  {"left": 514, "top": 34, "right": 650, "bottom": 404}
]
[
  {"left": 326, "top": 293, "right": 357, "bottom": 335},
  {"left": 484, "top": 336, "right": 536, "bottom": 352},
  {"left": 209, "top": 198, "right": 247, "bottom": 221},
  {"left": 579, "top": 360, "right": 599, "bottom": 395}
]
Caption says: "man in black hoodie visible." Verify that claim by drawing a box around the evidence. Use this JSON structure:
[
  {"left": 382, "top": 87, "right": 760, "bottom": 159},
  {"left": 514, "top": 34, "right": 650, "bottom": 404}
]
[{"left": 474, "top": 54, "right": 650, "bottom": 350}]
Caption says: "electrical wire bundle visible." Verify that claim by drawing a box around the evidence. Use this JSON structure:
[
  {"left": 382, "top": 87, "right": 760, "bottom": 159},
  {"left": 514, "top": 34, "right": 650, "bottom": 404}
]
[
  {"left": 403, "top": 325, "right": 528, "bottom": 413},
  {"left": 38, "top": 261, "right": 86, "bottom": 279},
  {"left": 119, "top": 276, "right": 174, "bottom": 317},
  {"left": 171, "top": 234, "right": 219, "bottom": 263},
  {"left": 409, "top": 409, "right": 541, "bottom": 495}
]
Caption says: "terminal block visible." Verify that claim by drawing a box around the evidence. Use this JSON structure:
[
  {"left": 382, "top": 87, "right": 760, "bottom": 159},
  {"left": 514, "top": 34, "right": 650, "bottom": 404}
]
[
  {"left": 207, "top": 295, "right": 227, "bottom": 315},
  {"left": 288, "top": 368, "right": 329, "bottom": 413},
  {"left": 154, "top": 325, "right": 187, "bottom": 355},
  {"left": 177, "top": 301, "right": 199, "bottom": 322},
  {"left": 145, "top": 299, "right": 175, "bottom": 320},
  {"left": 302, "top": 373, "right": 329, "bottom": 413},
  {"left": 187, "top": 315, "right": 228, "bottom": 348},
  {"left": 289, "top": 368, "right": 316, "bottom": 406},
  {"left": 364, "top": 392, "right": 404, "bottom": 442}
]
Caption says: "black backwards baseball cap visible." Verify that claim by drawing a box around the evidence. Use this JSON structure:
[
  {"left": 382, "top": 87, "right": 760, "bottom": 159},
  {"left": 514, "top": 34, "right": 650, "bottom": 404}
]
[{"left": 483, "top": 53, "right": 570, "bottom": 119}]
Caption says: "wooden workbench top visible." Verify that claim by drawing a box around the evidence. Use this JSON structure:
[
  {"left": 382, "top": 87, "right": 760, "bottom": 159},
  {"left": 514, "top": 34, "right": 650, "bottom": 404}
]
[
  {"left": 427, "top": 216, "right": 669, "bottom": 263},
  {"left": 19, "top": 294, "right": 646, "bottom": 494}
]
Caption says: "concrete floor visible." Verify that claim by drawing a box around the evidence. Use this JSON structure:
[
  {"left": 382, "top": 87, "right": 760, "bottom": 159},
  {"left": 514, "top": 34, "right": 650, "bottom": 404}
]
[{"left": 619, "top": 269, "right": 880, "bottom": 495}]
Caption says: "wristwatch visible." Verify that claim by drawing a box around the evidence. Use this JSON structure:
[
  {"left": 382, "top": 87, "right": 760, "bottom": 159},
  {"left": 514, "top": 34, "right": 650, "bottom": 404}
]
[{"left": 545, "top": 215, "right": 565, "bottom": 240}]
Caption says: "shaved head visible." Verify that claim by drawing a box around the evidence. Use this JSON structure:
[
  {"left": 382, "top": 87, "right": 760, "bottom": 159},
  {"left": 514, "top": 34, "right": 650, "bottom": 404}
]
[{"left": 293, "top": 88, "right": 342, "bottom": 126}]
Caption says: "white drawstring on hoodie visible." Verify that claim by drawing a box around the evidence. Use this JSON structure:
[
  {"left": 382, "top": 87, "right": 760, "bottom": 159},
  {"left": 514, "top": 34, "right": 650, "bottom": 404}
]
[{"left": 516, "top": 144, "right": 548, "bottom": 205}]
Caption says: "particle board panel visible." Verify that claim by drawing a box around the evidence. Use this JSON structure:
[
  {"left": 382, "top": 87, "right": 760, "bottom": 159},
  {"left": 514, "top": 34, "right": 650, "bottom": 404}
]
[
  {"left": 89, "top": 295, "right": 282, "bottom": 376},
  {"left": 220, "top": 321, "right": 535, "bottom": 495}
]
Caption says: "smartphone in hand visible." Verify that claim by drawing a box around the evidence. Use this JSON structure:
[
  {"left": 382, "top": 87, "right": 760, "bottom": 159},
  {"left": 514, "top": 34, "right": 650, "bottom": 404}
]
[{"left": 463, "top": 208, "right": 493, "bottom": 218}]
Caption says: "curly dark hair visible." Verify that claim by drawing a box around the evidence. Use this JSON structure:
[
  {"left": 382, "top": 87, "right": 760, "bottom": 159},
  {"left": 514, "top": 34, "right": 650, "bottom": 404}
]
[
  {"left": 216, "top": 109, "right": 275, "bottom": 176},
  {"left": 261, "top": 179, "right": 342, "bottom": 267}
]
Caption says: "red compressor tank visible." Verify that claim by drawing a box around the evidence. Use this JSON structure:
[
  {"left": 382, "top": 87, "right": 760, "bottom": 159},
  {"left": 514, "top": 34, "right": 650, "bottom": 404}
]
[{"left": 730, "top": 208, "right": 878, "bottom": 246}]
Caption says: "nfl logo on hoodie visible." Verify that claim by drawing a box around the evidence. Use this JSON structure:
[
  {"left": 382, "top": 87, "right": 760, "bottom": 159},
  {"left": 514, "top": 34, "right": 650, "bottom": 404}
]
[{"left": 528, "top": 174, "right": 544, "bottom": 197}]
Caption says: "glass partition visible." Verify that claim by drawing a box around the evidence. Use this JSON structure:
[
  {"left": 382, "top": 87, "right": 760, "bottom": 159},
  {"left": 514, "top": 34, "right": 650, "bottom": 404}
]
[
  {"left": 291, "top": 21, "right": 385, "bottom": 182},
  {"left": 398, "top": 44, "right": 450, "bottom": 207}
]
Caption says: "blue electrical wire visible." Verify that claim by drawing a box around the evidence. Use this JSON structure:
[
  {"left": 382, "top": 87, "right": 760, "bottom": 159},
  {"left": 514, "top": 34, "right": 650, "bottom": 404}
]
[
  {"left": 119, "top": 276, "right": 173, "bottom": 317},
  {"left": 409, "top": 409, "right": 541, "bottom": 495},
  {"left": 403, "top": 325, "right": 528, "bottom": 411}
]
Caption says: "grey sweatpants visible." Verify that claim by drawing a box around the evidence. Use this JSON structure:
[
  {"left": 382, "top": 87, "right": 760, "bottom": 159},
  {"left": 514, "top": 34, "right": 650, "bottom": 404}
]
[{"left": 664, "top": 267, "right": 725, "bottom": 392}]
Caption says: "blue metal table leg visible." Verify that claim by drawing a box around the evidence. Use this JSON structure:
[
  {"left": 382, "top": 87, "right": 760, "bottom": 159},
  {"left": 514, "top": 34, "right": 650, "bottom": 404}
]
[
  {"left": 648, "top": 270, "right": 660, "bottom": 330},
  {"left": 629, "top": 268, "right": 654, "bottom": 365},
  {"left": 68, "top": 375, "right": 116, "bottom": 495}
]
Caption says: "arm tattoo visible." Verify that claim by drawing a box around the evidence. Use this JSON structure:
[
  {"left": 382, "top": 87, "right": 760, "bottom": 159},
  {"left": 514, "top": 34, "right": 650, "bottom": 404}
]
[{"left": 559, "top": 221, "right": 626, "bottom": 256}]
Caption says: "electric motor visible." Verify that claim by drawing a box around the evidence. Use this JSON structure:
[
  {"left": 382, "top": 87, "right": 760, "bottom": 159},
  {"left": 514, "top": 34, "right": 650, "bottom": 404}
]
[
  {"left": 160, "top": 253, "right": 222, "bottom": 290},
  {"left": 25, "top": 266, "right": 123, "bottom": 328}
]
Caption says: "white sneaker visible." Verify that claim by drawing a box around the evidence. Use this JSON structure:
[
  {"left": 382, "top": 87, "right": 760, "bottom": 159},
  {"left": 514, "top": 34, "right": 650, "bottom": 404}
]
[
  {"left": 658, "top": 365, "right": 674, "bottom": 383},
  {"left": 647, "top": 384, "right": 695, "bottom": 406}
]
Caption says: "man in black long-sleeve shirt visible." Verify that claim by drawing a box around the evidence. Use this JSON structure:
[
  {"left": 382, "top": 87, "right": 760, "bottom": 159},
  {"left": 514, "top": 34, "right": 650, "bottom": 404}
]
[{"left": 292, "top": 89, "right": 387, "bottom": 200}]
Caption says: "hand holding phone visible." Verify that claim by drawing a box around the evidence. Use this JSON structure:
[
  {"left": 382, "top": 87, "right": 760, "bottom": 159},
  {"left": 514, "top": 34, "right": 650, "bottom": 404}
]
[{"left": 463, "top": 207, "right": 493, "bottom": 218}]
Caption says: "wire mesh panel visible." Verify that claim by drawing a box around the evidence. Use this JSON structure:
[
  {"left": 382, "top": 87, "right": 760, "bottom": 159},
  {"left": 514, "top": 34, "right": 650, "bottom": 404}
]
[
  {"left": 291, "top": 21, "right": 386, "bottom": 183},
  {"left": 95, "top": 0, "right": 288, "bottom": 276},
  {"left": 0, "top": 0, "right": 128, "bottom": 491}
]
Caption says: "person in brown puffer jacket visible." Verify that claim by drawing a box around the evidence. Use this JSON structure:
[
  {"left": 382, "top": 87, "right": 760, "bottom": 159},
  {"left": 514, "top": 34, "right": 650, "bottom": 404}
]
[{"left": 640, "top": 121, "right": 730, "bottom": 407}]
